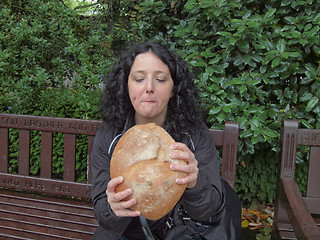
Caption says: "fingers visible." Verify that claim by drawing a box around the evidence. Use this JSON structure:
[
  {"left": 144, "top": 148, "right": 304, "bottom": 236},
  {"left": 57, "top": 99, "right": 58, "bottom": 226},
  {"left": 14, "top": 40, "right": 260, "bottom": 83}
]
[
  {"left": 106, "top": 176, "right": 123, "bottom": 194},
  {"left": 113, "top": 208, "right": 141, "bottom": 218},
  {"left": 169, "top": 143, "right": 199, "bottom": 189},
  {"left": 169, "top": 142, "right": 197, "bottom": 166},
  {"left": 110, "top": 197, "right": 140, "bottom": 217},
  {"left": 107, "top": 177, "right": 131, "bottom": 201},
  {"left": 106, "top": 176, "right": 141, "bottom": 218},
  {"left": 170, "top": 143, "right": 195, "bottom": 162},
  {"left": 171, "top": 162, "right": 198, "bottom": 188}
]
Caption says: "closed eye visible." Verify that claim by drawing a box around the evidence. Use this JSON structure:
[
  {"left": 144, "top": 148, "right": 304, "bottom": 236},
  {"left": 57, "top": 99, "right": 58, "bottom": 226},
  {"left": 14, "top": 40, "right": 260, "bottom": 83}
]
[{"left": 135, "top": 78, "right": 144, "bottom": 82}]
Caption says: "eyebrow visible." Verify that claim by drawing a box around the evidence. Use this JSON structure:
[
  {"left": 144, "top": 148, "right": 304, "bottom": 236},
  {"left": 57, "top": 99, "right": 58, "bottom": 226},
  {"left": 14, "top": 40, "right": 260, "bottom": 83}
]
[{"left": 130, "top": 70, "right": 170, "bottom": 75}]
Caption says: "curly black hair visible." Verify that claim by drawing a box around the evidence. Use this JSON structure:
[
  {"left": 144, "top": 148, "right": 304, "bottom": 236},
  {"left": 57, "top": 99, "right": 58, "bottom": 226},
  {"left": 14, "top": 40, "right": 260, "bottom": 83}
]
[{"left": 100, "top": 42, "right": 205, "bottom": 141}]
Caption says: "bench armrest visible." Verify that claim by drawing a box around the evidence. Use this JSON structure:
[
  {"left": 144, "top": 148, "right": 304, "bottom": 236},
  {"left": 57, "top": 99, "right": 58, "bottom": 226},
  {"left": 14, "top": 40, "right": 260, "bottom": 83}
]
[{"left": 280, "top": 177, "right": 320, "bottom": 240}]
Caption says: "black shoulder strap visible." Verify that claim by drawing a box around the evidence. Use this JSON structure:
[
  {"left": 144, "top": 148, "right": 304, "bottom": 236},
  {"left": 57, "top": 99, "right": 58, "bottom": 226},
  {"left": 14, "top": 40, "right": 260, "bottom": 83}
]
[
  {"left": 139, "top": 216, "right": 156, "bottom": 240},
  {"left": 107, "top": 112, "right": 133, "bottom": 155},
  {"left": 107, "top": 133, "right": 122, "bottom": 155}
]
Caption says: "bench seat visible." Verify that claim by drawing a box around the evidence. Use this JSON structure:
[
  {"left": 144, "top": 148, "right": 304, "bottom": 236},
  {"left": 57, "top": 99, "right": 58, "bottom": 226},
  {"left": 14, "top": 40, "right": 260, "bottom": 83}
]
[{"left": 0, "top": 189, "right": 97, "bottom": 240}]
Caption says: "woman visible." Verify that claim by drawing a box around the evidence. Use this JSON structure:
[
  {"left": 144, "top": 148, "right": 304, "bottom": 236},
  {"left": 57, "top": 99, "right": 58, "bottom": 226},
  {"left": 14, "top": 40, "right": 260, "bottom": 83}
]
[{"left": 91, "top": 43, "right": 226, "bottom": 239}]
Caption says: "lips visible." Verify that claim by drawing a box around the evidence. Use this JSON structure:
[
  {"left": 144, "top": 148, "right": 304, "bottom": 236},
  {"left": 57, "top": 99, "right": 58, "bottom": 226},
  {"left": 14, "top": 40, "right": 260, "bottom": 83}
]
[{"left": 141, "top": 100, "right": 157, "bottom": 104}]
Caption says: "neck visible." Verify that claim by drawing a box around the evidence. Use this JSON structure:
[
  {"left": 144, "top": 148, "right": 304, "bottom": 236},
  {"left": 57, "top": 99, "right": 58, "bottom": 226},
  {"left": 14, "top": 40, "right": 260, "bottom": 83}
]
[{"left": 134, "top": 114, "right": 166, "bottom": 127}]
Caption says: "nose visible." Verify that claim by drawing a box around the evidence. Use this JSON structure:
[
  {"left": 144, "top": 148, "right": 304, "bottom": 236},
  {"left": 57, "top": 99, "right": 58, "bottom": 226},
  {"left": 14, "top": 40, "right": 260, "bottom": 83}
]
[{"left": 145, "top": 78, "right": 154, "bottom": 94}]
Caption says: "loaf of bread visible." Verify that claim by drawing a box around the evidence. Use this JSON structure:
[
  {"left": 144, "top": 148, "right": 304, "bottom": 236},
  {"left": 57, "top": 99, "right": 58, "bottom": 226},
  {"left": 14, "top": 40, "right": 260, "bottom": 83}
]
[{"left": 110, "top": 123, "right": 187, "bottom": 220}]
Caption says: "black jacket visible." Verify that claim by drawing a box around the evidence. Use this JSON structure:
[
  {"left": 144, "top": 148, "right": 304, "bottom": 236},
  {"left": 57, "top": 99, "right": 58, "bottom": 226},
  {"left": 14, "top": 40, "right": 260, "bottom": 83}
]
[{"left": 91, "top": 120, "right": 223, "bottom": 240}]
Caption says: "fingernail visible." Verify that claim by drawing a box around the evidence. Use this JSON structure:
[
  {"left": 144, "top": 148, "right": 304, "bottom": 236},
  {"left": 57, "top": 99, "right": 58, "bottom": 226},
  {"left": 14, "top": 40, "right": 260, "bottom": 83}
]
[
  {"left": 169, "top": 144, "right": 174, "bottom": 149},
  {"left": 126, "top": 189, "right": 132, "bottom": 195},
  {"left": 169, "top": 153, "right": 174, "bottom": 158},
  {"left": 170, "top": 164, "right": 174, "bottom": 170},
  {"left": 118, "top": 176, "right": 123, "bottom": 182}
]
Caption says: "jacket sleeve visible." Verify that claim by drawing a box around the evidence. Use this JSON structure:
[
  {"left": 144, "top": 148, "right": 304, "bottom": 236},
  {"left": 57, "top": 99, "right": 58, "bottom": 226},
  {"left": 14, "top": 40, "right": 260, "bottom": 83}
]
[
  {"left": 180, "top": 126, "right": 223, "bottom": 223},
  {"left": 91, "top": 126, "right": 131, "bottom": 233}
]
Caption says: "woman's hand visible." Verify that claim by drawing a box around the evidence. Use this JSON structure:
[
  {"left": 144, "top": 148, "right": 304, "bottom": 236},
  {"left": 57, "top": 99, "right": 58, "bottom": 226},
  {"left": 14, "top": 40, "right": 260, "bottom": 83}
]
[
  {"left": 169, "top": 143, "right": 199, "bottom": 189},
  {"left": 106, "top": 176, "right": 141, "bottom": 217}
]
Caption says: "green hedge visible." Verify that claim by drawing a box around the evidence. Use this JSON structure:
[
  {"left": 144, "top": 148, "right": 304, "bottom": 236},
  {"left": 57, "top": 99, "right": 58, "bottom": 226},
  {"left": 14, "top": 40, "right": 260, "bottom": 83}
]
[
  {"left": 179, "top": 0, "right": 320, "bottom": 203},
  {"left": 1, "top": 0, "right": 105, "bottom": 180},
  {"left": 121, "top": 0, "right": 320, "bottom": 204},
  {"left": 1, "top": 0, "right": 319, "bottom": 204}
]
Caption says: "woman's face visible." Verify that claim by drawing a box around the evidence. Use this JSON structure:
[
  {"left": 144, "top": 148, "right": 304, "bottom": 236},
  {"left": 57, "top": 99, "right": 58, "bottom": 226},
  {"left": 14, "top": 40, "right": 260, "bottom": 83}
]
[{"left": 128, "top": 52, "right": 174, "bottom": 126}]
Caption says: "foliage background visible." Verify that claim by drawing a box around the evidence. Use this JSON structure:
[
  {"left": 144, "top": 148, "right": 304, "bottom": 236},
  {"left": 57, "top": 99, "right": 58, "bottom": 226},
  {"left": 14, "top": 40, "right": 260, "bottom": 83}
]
[{"left": 1, "top": 0, "right": 320, "bottom": 205}]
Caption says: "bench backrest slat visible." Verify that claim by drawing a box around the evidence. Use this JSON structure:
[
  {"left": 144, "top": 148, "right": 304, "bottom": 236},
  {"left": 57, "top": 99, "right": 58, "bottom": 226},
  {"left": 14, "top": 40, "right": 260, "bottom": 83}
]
[
  {"left": 63, "top": 133, "right": 76, "bottom": 182},
  {"left": 209, "top": 121, "right": 239, "bottom": 189},
  {"left": 40, "top": 131, "right": 53, "bottom": 178},
  {"left": 0, "top": 128, "right": 9, "bottom": 173},
  {"left": 307, "top": 146, "right": 320, "bottom": 198},
  {"left": 19, "top": 129, "right": 30, "bottom": 176},
  {"left": 87, "top": 135, "right": 95, "bottom": 184},
  {"left": 209, "top": 129, "right": 223, "bottom": 146}
]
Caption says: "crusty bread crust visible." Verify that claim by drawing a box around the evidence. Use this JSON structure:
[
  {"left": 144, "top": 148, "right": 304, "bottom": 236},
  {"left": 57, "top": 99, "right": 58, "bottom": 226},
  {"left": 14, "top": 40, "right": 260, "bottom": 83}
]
[{"left": 110, "top": 123, "right": 187, "bottom": 220}]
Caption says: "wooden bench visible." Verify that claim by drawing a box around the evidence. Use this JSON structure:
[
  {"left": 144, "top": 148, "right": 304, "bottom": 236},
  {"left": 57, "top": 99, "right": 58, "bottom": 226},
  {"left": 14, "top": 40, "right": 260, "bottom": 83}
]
[
  {"left": 0, "top": 113, "right": 239, "bottom": 239},
  {"left": 272, "top": 119, "right": 320, "bottom": 240}
]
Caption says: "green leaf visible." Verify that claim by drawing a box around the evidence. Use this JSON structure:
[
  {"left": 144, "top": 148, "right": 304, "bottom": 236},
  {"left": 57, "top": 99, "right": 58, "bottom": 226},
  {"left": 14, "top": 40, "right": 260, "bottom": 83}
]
[
  {"left": 264, "top": 8, "right": 276, "bottom": 19},
  {"left": 262, "top": 130, "right": 278, "bottom": 138},
  {"left": 201, "top": 50, "right": 215, "bottom": 58},
  {"left": 303, "top": 26, "right": 320, "bottom": 37},
  {"left": 224, "top": 79, "right": 243, "bottom": 86},
  {"left": 244, "top": 54, "right": 252, "bottom": 64},
  {"left": 216, "top": 112, "right": 226, "bottom": 123},
  {"left": 268, "top": 108, "right": 278, "bottom": 119},
  {"left": 271, "top": 57, "right": 282, "bottom": 68},
  {"left": 217, "top": 31, "right": 232, "bottom": 36},
  {"left": 252, "top": 53, "right": 263, "bottom": 63},
  {"left": 281, "top": 52, "right": 301, "bottom": 58},
  {"left": 306, "top": 97, "right": 319, "bottom": 112},
  {"left": 277, "top": 39, "right": 286, "bottom": 53},
  {"left": 209, "top": 58, "right": 220, "bottom": 65},
  {"left": 185, "top": 0, "right": 197, "bottom": 9},
  {"left": 239, "top": 85, "right": 247, "bottom": 95},
  {"left": 300, "top": 92, "right": 313, "bottom": 101},
  {"left": 251, "top": 135, "right": 261, "bottom": 144},
  {"left": 240, "top": 129, "right": 252, "bottom": 138},
  {"left": 229, "top": 37, "right": 237, "bottom": 45},
  {"left": 246, "top": 79, "right": 261, "bottom": 86},
  {"left": 212, "top": 65, "right": 225, "bottom": 74},
  {"left": 192, "top": 58, "right": 207, "bottom": 67},
  {"left": 222, "top": 102, "right": 239, "bottom": 113},
  {"left": 300, "top": 119, "right": 313, "bottom": 129},
  {"left": 242, "top": 10, "right": 252, "bottom": 19},
  {"left": 237, "top": 40, "right": 249, "bottom": 49},
  {"left": 250, "top": 116, "right": 260, "bottom": 128},
  {"left": 209, "top": 106, "right": 221, "bottom": 115},
  {"left": 284, "top": 16, "right": 298, "bottom": 24}
]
